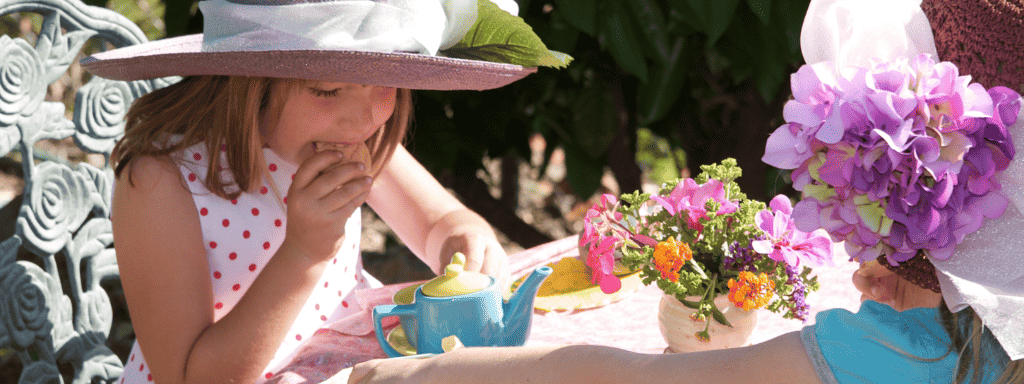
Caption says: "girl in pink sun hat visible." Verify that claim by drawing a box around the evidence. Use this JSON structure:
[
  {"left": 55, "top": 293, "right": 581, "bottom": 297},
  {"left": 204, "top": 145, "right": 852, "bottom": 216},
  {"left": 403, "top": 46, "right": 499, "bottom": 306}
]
[
  {"left": 84, "top": 0, "right": 569, "bottom": 383},
  {"left": 350, "top": 0, "right": 1024, "bottom": 383}
]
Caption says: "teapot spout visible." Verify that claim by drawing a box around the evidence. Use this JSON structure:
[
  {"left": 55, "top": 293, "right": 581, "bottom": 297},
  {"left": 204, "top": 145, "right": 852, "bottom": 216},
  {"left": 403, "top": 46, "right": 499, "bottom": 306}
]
[{"left": 502, "top": 266, "right": 553, "bottom": 346}]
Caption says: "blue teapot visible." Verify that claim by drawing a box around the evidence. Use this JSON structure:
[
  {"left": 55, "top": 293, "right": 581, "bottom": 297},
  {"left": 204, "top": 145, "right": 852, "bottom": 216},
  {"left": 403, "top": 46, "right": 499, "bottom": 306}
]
[{"left": 373, "top": 253, "right": 552, "bottom": 357}]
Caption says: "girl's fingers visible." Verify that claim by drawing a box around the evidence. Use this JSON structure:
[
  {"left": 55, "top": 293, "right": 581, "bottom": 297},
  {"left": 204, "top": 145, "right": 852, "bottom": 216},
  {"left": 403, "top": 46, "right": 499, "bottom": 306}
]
[
  {"left": 851, "top": 268, "right": 897, "bottom": 303},
  {"left": 293, "top": 150, "right": 345, "bottom": 190},
  {"left": 322, "top": 182, "right": 371, "bottom": 213},
  {"left": 307, "top": 165, "right": 371, "bottom": 199}
]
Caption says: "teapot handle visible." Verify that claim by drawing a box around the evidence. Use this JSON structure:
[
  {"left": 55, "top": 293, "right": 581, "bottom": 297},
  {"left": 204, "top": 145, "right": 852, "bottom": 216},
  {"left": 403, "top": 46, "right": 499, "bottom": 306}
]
[{"left": 373, "top": 304, "right": 416, "bottom": 358}]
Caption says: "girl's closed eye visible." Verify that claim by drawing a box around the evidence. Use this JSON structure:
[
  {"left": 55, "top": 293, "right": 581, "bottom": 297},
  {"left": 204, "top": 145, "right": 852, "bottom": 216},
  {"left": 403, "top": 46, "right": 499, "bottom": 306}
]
[{"left": 308, "top": 87, "right": 341, "bottom": 98}]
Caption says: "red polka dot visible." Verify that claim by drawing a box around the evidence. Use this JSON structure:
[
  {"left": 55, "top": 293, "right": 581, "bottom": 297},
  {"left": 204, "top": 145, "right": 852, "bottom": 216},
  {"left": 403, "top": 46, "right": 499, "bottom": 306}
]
[
  {"left": 221, "top": 144, "right": 227, "bottom": 152},
  {"left": 213, "top": 271, "right": 221, "bottom": 279},
  {"left": 283, "top": 197, "right": 288, "bottom": 204},
  {"left": 321, "top": 315, "right": 328, "bottom": 321},
  {"left": 324, "top": 282, "right": 329, "bottom": 288},
  {"left": 315, "top": 304, "right": 320, "bottom": 310},
  {"left": 243, "top": 230, "right": 250, "bottom": 239},
  {"left": 131, "top": 355, "right": 135, "bottom": 362},
  {"left": 269, "top": 163, "right": 278, "bottom": 172},
  {"left": 291, "top": 173, "right": 296, "bottom": 180},
  {"left": 140, "top": 363, "right": 144, "bottom": 371},
  {"left": 215, "top": 302, "right": 223, "bottom": 309},
  {"left": 295, "top": 334, "right": 302, "bottom": 341},
  {"left": 193, "top": 153, "right": 202, "bottom": 161},
  {"left": 209, "top": 241, "right": 217, "bottom": 249},
  {"left": 200, "top": 207, "right": 208, "bottom": 216},
  {"left": 263, "top": 242, "right": 271, "bottom": 250},
  {"left": 188, "top": 173, "right": 197, "bottom": 182},
  {"left": 222, "top": 219, "right": 230, "bottom": 227},
  {"left": 229, "top": 252, "right": 237, "bottom": 260},
  {"left": 231, "top": 199, "right": 238, "bottom": 205},
  {"left": 265, "top": 373, "right": 273, "bottom": 379},
  {"left": 342, "top": 301, "right": 349, "bottom": 308},
  {"left": 252, "top": 208, "right": 260, "bottom": 216},
  {"left": 260, "top": 186, "right": 268, "bottom": 194},
  {"left": 148, "top": 374, "right": 153, "bottom": 382},
  {"left": 233, "top": 284, "right": 241, "bottom": 291},
  {"left": 249, "top": 264, "right": 257, "bottom": 272},
  {"left": 275, "top": 219, "right": 282, "bottom": 227}
]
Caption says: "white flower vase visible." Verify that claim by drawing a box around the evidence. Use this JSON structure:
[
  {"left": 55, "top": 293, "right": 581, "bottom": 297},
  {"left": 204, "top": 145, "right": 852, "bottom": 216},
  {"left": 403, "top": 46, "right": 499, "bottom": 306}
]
[{"left": 658, "top": 294, "right": 759, "bottom": 353}]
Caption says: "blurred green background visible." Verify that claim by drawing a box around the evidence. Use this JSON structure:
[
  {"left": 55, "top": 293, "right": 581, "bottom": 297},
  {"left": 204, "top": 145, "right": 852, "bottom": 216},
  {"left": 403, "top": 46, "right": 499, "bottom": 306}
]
[{"left": 0, "top": 0, "right": 809, "bottom": 376}]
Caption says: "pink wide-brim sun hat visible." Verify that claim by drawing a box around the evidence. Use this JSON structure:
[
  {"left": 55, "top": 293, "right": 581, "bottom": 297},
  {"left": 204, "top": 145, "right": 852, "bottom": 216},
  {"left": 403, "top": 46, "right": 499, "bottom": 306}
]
[{"left": 80, "top": 0, "right": 538, "bottom": 91}]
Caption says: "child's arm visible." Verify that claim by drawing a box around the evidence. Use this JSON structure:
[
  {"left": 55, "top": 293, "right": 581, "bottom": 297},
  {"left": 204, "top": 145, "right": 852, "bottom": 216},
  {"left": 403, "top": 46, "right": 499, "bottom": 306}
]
[
  {"left": 348, "top": 331, "right": 822, "bottom": 384},
  {"left": 368, "top": 146, "right": 508, "bottom": 280},
  {"left": 113, "top": 151, "right": 368, "bottom": 384}
]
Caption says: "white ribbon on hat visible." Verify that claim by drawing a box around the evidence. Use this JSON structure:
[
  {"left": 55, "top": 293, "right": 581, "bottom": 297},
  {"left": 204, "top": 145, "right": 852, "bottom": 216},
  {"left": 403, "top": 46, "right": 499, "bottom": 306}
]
[
  {"left": 802, "top": 0, "right": 1024, "bottom": 361},
  {"left": 199, "top": 0, "right": 519, "bottom": 56}
]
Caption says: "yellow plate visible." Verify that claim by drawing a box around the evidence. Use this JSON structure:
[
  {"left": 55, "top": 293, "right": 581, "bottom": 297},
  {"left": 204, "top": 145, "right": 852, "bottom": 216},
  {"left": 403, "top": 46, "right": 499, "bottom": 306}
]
[
  {"left": 510, "top": 257, "right": 644, "bottom": 312},
  {"left": 386, "top": 326, "right": 417, "bottom": 356}
]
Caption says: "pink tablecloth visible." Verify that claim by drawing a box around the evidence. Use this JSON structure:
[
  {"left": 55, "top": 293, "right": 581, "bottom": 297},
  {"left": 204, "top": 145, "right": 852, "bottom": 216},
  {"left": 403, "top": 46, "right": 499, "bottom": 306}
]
[{"left": 268, "top": 237, "right": 862, "bottom": 382}]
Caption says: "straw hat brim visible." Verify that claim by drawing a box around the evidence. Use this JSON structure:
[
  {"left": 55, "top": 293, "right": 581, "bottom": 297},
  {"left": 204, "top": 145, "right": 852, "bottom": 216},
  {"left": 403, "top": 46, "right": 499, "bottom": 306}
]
[{"left": 80, "top": 34, "right": 537, "bottom": 91}]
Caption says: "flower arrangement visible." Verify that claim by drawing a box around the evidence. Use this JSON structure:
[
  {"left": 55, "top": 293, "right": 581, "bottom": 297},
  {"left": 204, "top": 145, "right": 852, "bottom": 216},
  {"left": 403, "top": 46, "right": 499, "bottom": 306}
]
[
  {"left": 762, "top": 54, "right": 1021, "bottom": 265},
  {"left": 580, "top": 159, "right": 833, "bottom": 341}
]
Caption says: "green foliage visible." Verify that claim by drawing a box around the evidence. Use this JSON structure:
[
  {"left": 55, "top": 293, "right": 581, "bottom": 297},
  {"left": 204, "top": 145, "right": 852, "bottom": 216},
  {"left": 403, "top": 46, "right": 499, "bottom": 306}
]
[{"left": 442, "top": 0, "right": 572, "bottom": 68}]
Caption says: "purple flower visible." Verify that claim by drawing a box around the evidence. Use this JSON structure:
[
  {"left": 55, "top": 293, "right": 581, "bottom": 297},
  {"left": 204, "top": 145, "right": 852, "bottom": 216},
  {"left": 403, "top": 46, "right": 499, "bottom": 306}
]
[
  {"left": 767, "top": 53, "right": 1020, "bottom": 266},
  {"left": 751, "top": 195, "right": 835, "bottom": 268}
]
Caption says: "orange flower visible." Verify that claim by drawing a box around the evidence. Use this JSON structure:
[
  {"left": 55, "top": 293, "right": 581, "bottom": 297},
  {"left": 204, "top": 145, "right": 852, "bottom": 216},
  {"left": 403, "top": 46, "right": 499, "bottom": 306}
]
[
  {"left": 653, "top": 237, "right": 692, "bottom": 282},
  {"left": 727, "top": 271, "right": 775, "bottom": 311}
]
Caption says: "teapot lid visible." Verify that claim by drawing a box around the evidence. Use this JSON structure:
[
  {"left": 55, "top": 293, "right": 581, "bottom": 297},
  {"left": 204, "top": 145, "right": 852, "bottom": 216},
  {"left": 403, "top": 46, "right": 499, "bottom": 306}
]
[{"left": 421, "top": 253, "right": 492, "bottom": 297}]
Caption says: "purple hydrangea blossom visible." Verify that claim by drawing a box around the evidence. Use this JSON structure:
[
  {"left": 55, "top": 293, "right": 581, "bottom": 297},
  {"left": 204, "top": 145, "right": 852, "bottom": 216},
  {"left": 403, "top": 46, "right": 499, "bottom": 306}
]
[{"left": 764, "top": 54, "right": 1020, "bottom": 265}]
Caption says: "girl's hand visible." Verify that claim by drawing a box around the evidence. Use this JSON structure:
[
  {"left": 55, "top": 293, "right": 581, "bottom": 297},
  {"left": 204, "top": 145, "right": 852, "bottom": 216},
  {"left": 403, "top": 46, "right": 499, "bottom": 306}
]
[
  {"left": 439, "top": 227, "right": 510, "bottom": 288},
  {"left": 282, "top": 150, "right": 372, "bottom": 262},
  {"left": 852, "top": 260, "right": 942, "bottom": 311}
]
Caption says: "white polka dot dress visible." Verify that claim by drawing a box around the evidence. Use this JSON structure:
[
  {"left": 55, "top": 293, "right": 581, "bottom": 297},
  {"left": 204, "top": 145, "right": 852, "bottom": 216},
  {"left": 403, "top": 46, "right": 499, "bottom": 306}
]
[{"left": 119, "top": 142, "right": 380, "bottom": 384}]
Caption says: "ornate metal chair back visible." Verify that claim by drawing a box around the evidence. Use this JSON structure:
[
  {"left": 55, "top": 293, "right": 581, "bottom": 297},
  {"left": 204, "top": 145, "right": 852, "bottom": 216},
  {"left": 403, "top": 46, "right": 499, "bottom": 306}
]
[{"left": 0, "top": 1, "right": 176, "bottom": 382}]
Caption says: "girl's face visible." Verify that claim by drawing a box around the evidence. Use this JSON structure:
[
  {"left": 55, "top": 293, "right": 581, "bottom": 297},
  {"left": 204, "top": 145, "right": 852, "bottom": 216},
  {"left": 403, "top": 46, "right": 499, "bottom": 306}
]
[{"left": 260, "top": 81, "right": 397, "bottom": 165}]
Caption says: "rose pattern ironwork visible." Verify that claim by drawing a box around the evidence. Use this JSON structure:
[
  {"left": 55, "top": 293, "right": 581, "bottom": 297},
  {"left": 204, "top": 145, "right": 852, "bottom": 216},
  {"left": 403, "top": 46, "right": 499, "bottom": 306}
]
[
  {"left": 18, "top": 361, "right": 61, "bottom": 384},
  {"left": 0, "top": 261, "right": 56, "bottom": 349},
  {"left": 73, "top": 78, "right": 132, "bottom": 154},
  {"left": 0, "top": 35, "right": 45, "bottom": 127},
  {"left": 0, "top": 0, "right": 175, "bottom": 381},
  {"left": 16, "top": 162, "right": 93, "bottom": 257}
]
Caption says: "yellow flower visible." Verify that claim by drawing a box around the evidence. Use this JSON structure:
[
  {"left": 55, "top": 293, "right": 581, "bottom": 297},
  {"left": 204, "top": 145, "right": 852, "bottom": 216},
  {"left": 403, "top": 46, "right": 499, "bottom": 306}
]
[
  {"left": 653, "top": 237, "right": 691, "bottom": 282},
  {"left": 726, "top": 271, "right": 775, "bottom": 311}
]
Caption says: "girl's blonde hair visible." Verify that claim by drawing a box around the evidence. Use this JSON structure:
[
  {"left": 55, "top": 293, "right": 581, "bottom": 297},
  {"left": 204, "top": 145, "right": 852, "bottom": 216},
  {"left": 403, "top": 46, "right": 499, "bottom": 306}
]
[
  {"left": 939, "top": 302, "right": 1024, "bottom": 384},
  {"left": 113, "top": 76, "right": 412, "bottom": 199}
]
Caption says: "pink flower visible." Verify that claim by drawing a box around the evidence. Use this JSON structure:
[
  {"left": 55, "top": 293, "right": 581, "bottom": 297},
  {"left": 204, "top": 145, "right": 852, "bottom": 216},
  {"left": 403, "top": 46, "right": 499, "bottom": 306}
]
[
  {"left": 751, "top": 195, "right": 834, "bottom": 268},
  {"left": 651, "top": 179, "right": 738, "bottom": 230},
  {"left": 586, "top": 236, "right": 621, "bottom": 294}
]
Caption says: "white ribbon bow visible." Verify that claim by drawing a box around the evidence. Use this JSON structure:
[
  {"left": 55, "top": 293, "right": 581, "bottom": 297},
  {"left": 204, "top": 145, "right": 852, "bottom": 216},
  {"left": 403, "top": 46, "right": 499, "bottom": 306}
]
[{"left": 199, "top": 0, "right": 520, "bottom": 56}]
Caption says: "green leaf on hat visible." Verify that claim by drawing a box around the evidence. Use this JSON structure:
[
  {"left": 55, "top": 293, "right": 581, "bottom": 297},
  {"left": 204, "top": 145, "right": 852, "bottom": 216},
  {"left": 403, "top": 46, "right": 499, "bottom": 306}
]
[{"left": 442, "top": 0, "right": 573, "bottom": 68}]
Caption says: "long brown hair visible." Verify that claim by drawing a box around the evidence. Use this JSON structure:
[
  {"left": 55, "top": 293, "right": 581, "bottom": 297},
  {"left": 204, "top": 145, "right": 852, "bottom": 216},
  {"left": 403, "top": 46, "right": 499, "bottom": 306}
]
[
  {"left": 113, "top": 76, "right": 412, "bottom": 199},
  {"left": 939, "top": 301, "right": 1024, "bottom": 384}
]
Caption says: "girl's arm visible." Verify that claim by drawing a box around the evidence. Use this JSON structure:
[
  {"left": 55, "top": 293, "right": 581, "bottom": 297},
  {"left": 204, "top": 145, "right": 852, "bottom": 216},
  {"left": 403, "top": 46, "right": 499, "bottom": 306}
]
[
  {"left": 367, "top": 145, "right": 508, "bottom": 280},
  {"left": 349, "top": 331, "right": 823, "bottom": 384},
  {"left": 113, "top": 151, "right": 366, "bottom": 384}
]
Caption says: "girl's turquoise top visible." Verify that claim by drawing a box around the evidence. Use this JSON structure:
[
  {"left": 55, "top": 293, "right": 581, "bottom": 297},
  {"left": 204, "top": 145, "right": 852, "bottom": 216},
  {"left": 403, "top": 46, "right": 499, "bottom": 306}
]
[{"left": 801, "top": 300, "right": 1002, "bottom": 384}]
